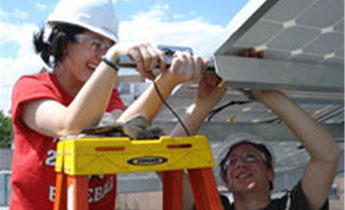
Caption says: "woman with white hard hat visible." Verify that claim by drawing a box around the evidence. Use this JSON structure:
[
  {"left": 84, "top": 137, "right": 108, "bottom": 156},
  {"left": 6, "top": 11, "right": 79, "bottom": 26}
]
[{"left": 9, "top": 0, "right": 226, "bottom": 209}]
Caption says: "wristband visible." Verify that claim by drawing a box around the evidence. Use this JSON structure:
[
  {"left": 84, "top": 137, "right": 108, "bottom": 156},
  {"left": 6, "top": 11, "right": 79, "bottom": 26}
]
[{"left": 102, "top": 56, "right": 119, "bottom": 72}]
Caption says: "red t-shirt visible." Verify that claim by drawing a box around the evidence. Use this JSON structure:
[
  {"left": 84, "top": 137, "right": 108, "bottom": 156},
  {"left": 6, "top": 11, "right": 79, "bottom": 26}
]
[{"left": 10, "top": 72, "right": 125, "bottom": 210}]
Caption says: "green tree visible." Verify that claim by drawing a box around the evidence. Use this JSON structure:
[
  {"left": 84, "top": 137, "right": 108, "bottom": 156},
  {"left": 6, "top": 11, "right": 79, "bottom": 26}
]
[{"left": 0, "top": 111, "right": 12, "bottom": 148}]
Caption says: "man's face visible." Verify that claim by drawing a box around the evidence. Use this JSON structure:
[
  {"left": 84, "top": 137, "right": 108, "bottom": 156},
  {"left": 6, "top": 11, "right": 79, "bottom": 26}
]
[{"left": 226, "top": 144, "right": 274, "bottom": 194}]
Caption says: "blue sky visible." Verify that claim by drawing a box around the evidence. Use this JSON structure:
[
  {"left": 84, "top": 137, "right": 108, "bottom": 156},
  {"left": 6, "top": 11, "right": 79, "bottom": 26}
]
[{"left": 0, "top": 0, "right": 249, "bottom": 115}]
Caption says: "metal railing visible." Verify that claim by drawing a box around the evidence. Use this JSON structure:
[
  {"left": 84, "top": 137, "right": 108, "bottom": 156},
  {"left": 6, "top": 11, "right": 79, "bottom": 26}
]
[{"left": 0, "top": 171, "right": 11, "bottom": 208}]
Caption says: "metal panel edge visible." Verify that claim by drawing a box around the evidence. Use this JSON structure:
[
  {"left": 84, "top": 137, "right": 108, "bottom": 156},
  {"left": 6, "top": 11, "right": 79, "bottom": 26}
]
[
  {"left": 152, "top": 121, "right": 344, "bottom": 142},
  {"left": 215, "top": 0, "right": 279, "bottom": 55},
  {"left": 214, "top": 55, "right": 344, "bottom": 92}
]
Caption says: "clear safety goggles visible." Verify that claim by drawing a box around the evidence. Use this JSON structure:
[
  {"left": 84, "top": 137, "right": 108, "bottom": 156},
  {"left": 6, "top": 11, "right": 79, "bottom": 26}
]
[
  {"left": 74, "top": 34, "right": 114, "bottom": 54},
  {"left": 227, "top": 150, "right": 267, "bottom": 167}
]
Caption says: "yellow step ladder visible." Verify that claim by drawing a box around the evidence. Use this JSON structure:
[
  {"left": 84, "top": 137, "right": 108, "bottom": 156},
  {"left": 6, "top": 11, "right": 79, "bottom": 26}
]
[{"left": 54, "top": 135, "right": 222, "bottom": 210}]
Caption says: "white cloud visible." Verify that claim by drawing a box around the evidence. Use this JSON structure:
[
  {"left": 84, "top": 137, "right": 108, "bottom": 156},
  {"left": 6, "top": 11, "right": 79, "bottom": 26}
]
[
  {"left": 13, "top": 9, "right": 28, "bottom": 19},
  {"left": 133, "top": 4, "right": 170, "bottom": 21},
  {"left": 36, "top": 3, "right": 48, "bottom": 11},
  {"left": 189, "top": 11, "right": 197, "bottom": 16},
  {"left": 0, "top": 9, "right": 9, "bottom": 20},
  {"left": 0, "top": 20, "right": 42, "bottom": 114},
  {"left": 119, "top": 3, "right": 228, "bottom": 57},
  {"left": 172, "top": 13, "right": 186, "bottom": 20},
  {"left": 0, "top": 8, "right": 28, "bottom": 21}
]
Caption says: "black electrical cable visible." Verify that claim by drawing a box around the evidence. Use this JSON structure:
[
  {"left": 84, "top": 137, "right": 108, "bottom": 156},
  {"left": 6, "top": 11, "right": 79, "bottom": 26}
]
[
  {"left": 206, "top": 100, "right": 251, "bottom": 122},
  {"left": 153, "top": 81, "right": 191, "bottom": 136}
]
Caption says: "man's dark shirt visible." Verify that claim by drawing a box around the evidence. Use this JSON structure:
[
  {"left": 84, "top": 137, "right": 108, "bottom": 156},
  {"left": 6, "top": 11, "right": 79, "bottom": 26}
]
[{"left": 221, "top": 182, "right": 328, "bottom": 210}]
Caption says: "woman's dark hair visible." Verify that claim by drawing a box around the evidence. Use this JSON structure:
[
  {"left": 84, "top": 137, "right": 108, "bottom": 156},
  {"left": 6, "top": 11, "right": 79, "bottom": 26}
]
[{"left": 33, "top": 23, "right": 86, "bottom": 67}]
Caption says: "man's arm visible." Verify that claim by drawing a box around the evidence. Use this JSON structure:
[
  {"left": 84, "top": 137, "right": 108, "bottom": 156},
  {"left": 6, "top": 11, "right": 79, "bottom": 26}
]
[
  {"left": 252, "top": 90, "right": 341, "bottom": 210},
  {"left": 170, "top": 71, "right": 226, "bottom": 210},
  {"left": 170, "top": 71, "right": 226, "bottom": 136}
]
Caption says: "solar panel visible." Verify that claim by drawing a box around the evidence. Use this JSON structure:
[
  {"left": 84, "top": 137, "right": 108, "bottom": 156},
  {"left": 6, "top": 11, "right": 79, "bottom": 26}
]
[
  {"left": 216, "top": 0, "right": 344, "bottom": 64},
  {"left": 214, "top": 0, "right": 344, "bottom": 92}
]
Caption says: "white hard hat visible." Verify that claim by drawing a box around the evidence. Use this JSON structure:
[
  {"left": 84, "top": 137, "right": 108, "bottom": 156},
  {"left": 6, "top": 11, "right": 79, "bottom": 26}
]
[{"left": 47, "top": 0, "right": 119, "bottom": 42}]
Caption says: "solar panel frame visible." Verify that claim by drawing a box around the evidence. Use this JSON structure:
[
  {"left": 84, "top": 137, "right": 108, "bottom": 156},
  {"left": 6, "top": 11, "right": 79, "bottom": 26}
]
[
  {"left": 213, "top": 0, "right": 344, "bottom": 92},
  {"left": 215, "top": 0, "right": 344, "bottom": 66}
]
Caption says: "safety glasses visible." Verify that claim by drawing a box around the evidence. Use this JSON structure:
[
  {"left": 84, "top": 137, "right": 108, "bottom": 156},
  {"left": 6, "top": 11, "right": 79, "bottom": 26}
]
[
  {"left": 74, "top": 34, "right": 114, "bottom": 54},
  {"left": 227, "top": 150, "right": 267, "bottom": 167}
]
